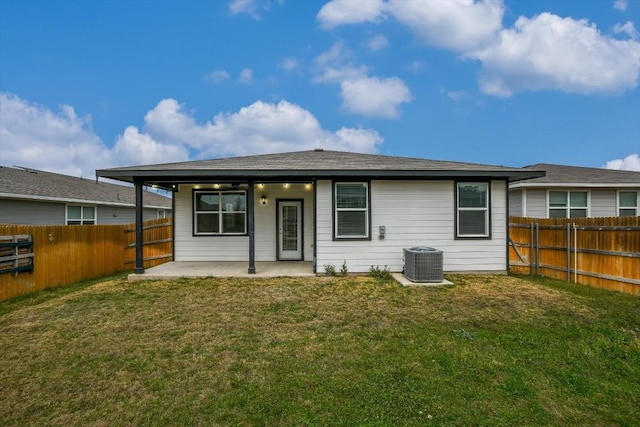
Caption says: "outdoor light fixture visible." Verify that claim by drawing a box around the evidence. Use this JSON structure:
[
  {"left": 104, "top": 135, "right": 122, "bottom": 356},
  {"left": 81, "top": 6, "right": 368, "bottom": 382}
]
[
  {"left": 261, "top": 195, "right": 267, "bottom": 205},
  {"left": 283, "top": 183, "right": 290, "bottom": 189}
]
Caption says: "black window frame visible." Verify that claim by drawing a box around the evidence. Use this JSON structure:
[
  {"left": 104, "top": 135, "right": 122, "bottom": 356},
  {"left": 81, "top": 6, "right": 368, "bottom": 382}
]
[
  {"left": 192, "top": 189, "right": 247, "bottom": 236},
  {"left": 454, "top": 180, "right": 491, "bottom": 239},
  {"left": 332, "top": 181, "right": 371, "bottom": 241}
]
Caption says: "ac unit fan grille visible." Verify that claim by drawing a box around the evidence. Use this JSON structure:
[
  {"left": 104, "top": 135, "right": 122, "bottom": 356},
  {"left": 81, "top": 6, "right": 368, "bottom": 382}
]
[{"left": 404, "top": 247, "right": 443, "bottom": 283}]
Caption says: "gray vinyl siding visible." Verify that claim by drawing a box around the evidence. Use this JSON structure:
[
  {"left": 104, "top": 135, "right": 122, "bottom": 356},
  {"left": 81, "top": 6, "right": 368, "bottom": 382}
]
[
  {"left": 174, "top": 183, "right": 313, "bottom": 262},
  {"left": 0, "top": 197, "right": 170, "bottom": 225},
  {"left": 316, "top": 179, "right": 508, "bottom": 273},
  {"left": 0, "top": 199, "right": 66, "bottom": 224},
  {"left": 509, "top": 189, "right": 523, "bottom": 216},
  {"left": 96, "top": 206, "right": 165, "bottom": 224},
  {"left": 590, "top": 189, "right": 617, "bottom": 217},
  {"left": 524, "top": 189, "right": 547, "bottom": 218}
]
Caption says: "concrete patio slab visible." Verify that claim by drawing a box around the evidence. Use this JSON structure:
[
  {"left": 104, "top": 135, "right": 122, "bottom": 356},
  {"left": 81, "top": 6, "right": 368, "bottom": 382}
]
[
  {"left": 392, "top": 273, "right": 454, "bottom": 287},
  {"left": 128, "top": 261, "right": 314, "bottom": 281}
]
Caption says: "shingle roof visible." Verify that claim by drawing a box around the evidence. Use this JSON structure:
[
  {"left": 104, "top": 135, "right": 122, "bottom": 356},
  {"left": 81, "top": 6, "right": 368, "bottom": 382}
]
[
  {"left": 97, "top": 149, "right": 544, "bottom": 184},
  {"left": 0, "top": 166, "right": 172, "bottom": 208},
  {"left": 511, "top": 163, "right": 640, "bottom": 187}
]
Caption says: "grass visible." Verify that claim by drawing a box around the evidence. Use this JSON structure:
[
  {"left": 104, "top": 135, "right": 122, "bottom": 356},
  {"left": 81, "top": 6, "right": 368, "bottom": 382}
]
[{"left": 1, "top": 273, "right": 638, "bottom": 426}]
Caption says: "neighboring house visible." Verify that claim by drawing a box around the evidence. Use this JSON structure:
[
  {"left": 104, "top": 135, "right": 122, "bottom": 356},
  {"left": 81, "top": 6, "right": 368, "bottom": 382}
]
[
  {"left": 0, "top": 166, "right": 172, "bottom": 225},
  {"left": 97, "top": 149, "right": 543, "bottom": 275},
  {"left": 509, "top": 164, "right": 640, "bottom": 219}
]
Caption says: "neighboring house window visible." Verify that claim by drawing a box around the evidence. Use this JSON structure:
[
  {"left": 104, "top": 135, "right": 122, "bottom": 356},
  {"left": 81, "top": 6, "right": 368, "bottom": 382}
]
[
  {"left": 157, "top": 210, "right": 166, "bottom": 219},
  {"left": 193, "top": 191, "right": 246, "bottom": 235},
  {"left": 67, "top": 205, "right": 96, "bottom": 225},
  {"left": 618, "top": 191, "right": 638, "bottom": 216},
  {"left": 456, "top": 182, "right": 490, "bottom": 238},
  {"left": 548, "top": 191, "right": 588, "bottom": 218},
  {"left": 334, "top": 182, "right": 370, "bottom": 239}
]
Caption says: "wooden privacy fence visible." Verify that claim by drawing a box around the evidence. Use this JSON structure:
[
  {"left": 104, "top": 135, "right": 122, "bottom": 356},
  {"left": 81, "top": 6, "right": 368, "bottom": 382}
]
[
  {"left": 0, "top": 218, "right": 172, "bottom": 301},
  {"left": 509, "top": 216, "right": 640, "bottom": 295}
]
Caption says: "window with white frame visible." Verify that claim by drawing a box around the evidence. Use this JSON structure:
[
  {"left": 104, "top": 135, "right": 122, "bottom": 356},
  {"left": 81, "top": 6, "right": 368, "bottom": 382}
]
[
  {"left": 456, "top": 182, "right": 489, "bottom": 238},
  {"left": 157, "top": 210, "right": 166, "bottom": 219},
  {"left": 193, "top": 191, "right": 246, "bottom": 235},
  {"left": 66, "top": 205, "right": 96, "bottom": 225},
  {"left": 549, "top": 191, "right": 587, "bottom": 218},
  {"left": 334, "top": 182, "right": 369, "bottom": 239},
  {"left": 618, "top": 191, "right": 638, "bottom": 217}
]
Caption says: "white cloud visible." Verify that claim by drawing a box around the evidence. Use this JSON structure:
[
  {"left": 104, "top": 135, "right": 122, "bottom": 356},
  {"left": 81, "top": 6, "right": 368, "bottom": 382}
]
[
  {"left": 228, "top": 0, "right": 275, "bottom": 19},
  {"left": 113, "top": 127, "right": 189, "bottom": 166},
  {"left": 204, "top": 69, "right": 231, "bottom": 83},
  {"left": 387, "top": 0, "right": 504, "bottom": 52},
  {"left": 613, "top": 21, "right": 638, "bottom": 40},
  {"left": 317, "top": 0, "right": 386, "bottom": 29},
  {"left": 447, "top": 90, "right": 470, "bottom": 102},
  {"left": 312, "top": 65, "right": 369, "bottom": 84},
  {"left": 340, "top": 76, "right": 412, "bottom": 118},
  {"left": 614, "top": 0, "right": 628, "bottom": 12},
  {"left": 407, "top": 60, "right": 425, "bottom": 73},
  {"left": 279, "top": 57, "right": 299, "bottom": 71},
  {"left": 1, "top": 93, "right": 382, "bottom": 176},
  {"left": 238, "top": 68, "right": 254, "bottom": 84},
  {"left": 473, "top": 13, "right": 640, "bottom": 96},
  {"left": 312, "top": 42, "right": 412, "bottom": 118},
  {"left": 319, "top": 1, "right": 640, "bottom": 97},
  {"left": 0, "top": 93, "right": 112, "bottom": 178},
  {"left": 367, "top": 34, "right": 389, "bottom": 51},
  {"left": 132, "top": 98, "right": 383, "bottom": 157},
  {"left": 605, "top": 153, "right": 640, "bottom": 171}
]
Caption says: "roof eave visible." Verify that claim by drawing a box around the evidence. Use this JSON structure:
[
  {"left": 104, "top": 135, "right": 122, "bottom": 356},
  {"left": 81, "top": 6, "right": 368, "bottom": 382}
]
[
  {"left": 97, "top": 169, "right": 545, "bottom": 183},
  {"left": 510, "top": 182, "right": 640, "bottom": 189}
]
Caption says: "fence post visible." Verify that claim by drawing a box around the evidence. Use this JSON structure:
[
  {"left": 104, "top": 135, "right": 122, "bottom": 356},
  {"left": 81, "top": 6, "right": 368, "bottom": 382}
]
[
  {"left": 536, "top": 222, "right": 540, "bottom": 276},
  {"left": 566, "top": 222, "right": 571, "bottom": 282},
  {"left": 529, "top": 223, "right": 534, "bottom": 276},
  {"left": 573, "top": 222, "right": 578, "bottom": 284}
]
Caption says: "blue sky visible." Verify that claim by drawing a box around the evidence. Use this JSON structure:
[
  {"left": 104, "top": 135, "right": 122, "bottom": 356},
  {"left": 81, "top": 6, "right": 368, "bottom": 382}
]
[{"left": 1, "top": 0, "right": 639, "bottom": 178}]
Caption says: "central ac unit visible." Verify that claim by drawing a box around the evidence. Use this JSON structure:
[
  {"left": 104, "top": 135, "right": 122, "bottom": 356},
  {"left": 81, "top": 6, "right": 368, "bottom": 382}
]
[{"left": 404, "top": 246, "right": 443, "bottom": 283}]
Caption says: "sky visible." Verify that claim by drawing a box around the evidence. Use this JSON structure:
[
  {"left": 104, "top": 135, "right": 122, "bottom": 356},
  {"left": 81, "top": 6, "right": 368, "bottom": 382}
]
[{"left": 0, "top": 0, "right": 639, "bottom": 180}]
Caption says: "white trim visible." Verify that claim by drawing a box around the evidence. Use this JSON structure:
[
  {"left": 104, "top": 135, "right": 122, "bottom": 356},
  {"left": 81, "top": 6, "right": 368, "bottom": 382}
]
[
  {"left": 510, "top": 182, "right": 640, "bottom": 189},
  {"left": 66, "top": 203, "right": 97, "bottom": 225},
  {"left": 0, "top": 192, "right": 170, "bottom": 209},
  {"left": 522, "top": 188, "right": 527, "bottom": 217},
  {"left": 546, "top": 189, "right": 590, "bottom": 218},
  {"left": 617, "top": 190, "right": 639, "bottom": 216}
]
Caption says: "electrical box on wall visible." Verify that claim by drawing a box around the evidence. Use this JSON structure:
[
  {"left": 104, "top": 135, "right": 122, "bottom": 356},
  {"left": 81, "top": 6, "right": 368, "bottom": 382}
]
[{"left": 379, "top": 225, "right": 386, "bottom": 239}]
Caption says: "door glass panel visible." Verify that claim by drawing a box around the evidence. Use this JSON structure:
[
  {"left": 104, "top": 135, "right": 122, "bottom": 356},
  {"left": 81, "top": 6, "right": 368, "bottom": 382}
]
[{"left": 282, "top": 205, "right": 298, "bottom": 251}]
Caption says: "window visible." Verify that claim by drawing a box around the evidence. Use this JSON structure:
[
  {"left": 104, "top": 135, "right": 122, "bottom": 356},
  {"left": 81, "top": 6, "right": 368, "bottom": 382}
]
[
  {"left": 67, "top": 205, "right": 96, "bottom": 225},
  {"left": 157, "top": 210, "right": 166, "bottom": 219},
  {"left": 549, "top": 191, "right": 588, "bottom": 218},
  {"left": 618, "top": 191, "right": 638, "bottom": 216},
  {"left": 193, "top": 191, "right": 246, "bottom": 235},
  {"left": 456, "top": 182, "right": 489, "bottom": 238},
  {"left": 334, "top": 182, "right": 369, "bottom": 239}
]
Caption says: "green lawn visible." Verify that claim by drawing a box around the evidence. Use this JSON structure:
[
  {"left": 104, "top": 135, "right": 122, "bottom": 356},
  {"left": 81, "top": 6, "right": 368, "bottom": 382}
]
[{"left": 1, "top": 273, "right": 638, "bottom": 426}]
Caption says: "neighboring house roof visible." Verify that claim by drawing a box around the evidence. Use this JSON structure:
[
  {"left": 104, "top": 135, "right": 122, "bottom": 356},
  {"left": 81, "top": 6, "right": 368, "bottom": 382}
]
[
  {"left": 0, "top": 166, "right": 172, "bottom": 208},
  {"left": 510, "top": 163, "right": 640, "bottom": 189},
  {"left": 97, "top": 149, "right": 544, "bottom": 186}
]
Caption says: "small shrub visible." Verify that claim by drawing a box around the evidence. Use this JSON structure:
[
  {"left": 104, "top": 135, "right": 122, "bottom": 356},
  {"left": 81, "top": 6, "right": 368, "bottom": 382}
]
[
  {"left": 369, "top": 265, "right": 392, "bottom": 281},
  {"left": 324, "top": 263, "right": 336, "bottom": 276},
  {"left": 340, "top": 260, "right": 348, "bottom": 276}
]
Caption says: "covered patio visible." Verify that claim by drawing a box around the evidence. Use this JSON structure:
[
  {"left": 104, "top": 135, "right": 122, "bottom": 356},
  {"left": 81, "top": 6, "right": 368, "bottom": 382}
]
[{"left": 128, "top": 261, "right": 315, "bottom": 281}]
